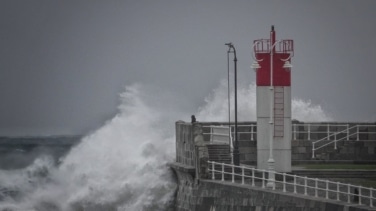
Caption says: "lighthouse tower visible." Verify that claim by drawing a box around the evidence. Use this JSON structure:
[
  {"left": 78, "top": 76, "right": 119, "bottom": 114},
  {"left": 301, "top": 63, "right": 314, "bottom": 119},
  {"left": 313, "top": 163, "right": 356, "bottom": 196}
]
[{"left": 253, "top": 26, "right": 294, "bottom": 172}]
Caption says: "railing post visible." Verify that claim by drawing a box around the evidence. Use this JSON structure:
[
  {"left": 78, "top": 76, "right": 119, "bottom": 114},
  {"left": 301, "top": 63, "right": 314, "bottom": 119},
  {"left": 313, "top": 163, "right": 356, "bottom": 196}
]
[
  {"left": 262, "top": 171, "right": 265, "bottom": 189},
  {"left": 312, "top": 143, "right": 315, "bottom": 159},
  {"left": 359, "top": 187, "right": 362, "bottom": 205},
  {"left": 304, "top": 176, "right": 308, "bottom": 195},
  {"left": 327, "top": 124, "right": 330, "bottom": 140},
  {"left": 356, "top": 125, "right": 360, "bottom": 141},
  {"left": 315, "top": 178, "right": 318, "bottom": 197},
  {"left": 232, "top": 165, "right": 234, "bottom": 183},
  {"left": 251, "top": 168, "right": 255, "bottom": 187},
  {"left": 231, "top": 125, "right": 234, "bottom": 141},
  {"left": 293, "top": 175, "right": 297, "bottom": 194},
  {"left": 211, "top": 162, "right": 215, "bottom": 180},
  {"left": 326, "top": 180, "right": 329, "bottom": 199},
  {"left": 347, "top": 124, "right": 349, "bottom": 141},
  {"left": 347, "top": 184, "right": 351, "bottom": 203},
  {"left": 251, "top": 125, "right": 254, "bottom": 141},
  {"left": 293, "top": 124, "right": 297, "bottom": 140},
  {"left": 210, "top": 127, "right": 213, "bottom": 143},
  {"left": 281, "top": 173, "right": 286, "bottom": 192},
  {"left": 334, "top": 137, "right": 337, "bottom": 150},
  {"left": 337, "top": 182, "right": 340, "bottom": 201},
  {"left": 308, "top": 124, "right": 311, "bottom": 141},
  {"left": 371, "top": 188, "right": 374, "bottom": 207},
  {"left": 221, "top": 163, "right": 224, "bottom": 181},
  {"left": 241, "top": 166, "right": 245, "bottom": 185},
  {"left": 335, "top": 128, "right": 337, "bottom": 146}
]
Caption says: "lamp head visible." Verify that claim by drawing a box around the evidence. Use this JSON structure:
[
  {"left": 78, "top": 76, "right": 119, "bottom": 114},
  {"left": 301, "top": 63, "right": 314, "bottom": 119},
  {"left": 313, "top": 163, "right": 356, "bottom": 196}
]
[
  {"left": 251, "top": 61, "right": 261, "bottom": 72},
  {"left": 283, "top": 61, "right": 292, "bottom": 71}
]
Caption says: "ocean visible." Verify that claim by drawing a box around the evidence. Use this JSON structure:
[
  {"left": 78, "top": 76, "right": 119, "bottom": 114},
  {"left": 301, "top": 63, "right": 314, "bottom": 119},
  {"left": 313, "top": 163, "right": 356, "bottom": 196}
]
[{"left": 0, "top": 82, "right": 331, "bottom": 211}]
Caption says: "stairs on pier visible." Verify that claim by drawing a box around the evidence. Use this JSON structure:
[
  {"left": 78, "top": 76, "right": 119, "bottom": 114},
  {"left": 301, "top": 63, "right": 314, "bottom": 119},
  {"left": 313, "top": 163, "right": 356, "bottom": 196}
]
[
  {"left": 207, "top": 144, "right": 232, "bottom": 179},
  {"left": 207, "top": 144, "right": 231, "bottom": 163}
]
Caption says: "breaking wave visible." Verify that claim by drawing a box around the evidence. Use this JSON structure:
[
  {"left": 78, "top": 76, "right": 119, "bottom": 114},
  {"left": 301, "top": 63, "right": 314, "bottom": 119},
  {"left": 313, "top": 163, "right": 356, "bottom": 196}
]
[
  {"left": 197, "top": 80, "right": 332, "bottom": 122},
  {"left": 0, "top": 80, "right": 332, "bottom": 210},
  {"left": 0, "top": 84, "right": 176, "bottom": 211}
]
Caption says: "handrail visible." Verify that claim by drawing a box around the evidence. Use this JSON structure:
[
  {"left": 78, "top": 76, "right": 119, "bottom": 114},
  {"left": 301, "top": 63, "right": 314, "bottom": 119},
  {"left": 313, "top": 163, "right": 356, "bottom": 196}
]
[
  {"left": 203, "top": 125, "right": 234, "bottom": 163},
  {"left": 293, "top": 123, "right": 376, "bottom": 141},
  {"left": 203, "top": 125, "right": 231, "bottom": 144},
  {"left": 203, "top": 123, "right": 376, "bottom": 143},
  {"left": 312, "top": 125, "right": 360, "bottom": 158},
  {"left": 314, "top": 131, "right": 357, "bottom": 152},
  {"left": 208, "top": 161, "right": 375, "bottom": 208},
  {"left": 313, "top": 125, "right": 358, "bottom": 145},
  {"left": 293, "top": 123, "right": 349, "bottom": 140},
  {"left": 203, "top": 124, "right": 257, "bottom": 141}
]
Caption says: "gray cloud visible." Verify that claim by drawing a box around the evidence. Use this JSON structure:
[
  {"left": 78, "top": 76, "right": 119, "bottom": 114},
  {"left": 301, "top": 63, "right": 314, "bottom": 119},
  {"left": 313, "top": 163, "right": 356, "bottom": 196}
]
[{"left": 1, "top": 0, "right": 375, "bottom": 135}]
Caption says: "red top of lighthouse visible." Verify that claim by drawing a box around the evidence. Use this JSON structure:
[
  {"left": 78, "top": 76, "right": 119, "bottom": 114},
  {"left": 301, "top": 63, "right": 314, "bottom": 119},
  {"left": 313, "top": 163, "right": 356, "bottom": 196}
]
[{"left": 254, "top": 26, "right": 294, "bottom": 86}]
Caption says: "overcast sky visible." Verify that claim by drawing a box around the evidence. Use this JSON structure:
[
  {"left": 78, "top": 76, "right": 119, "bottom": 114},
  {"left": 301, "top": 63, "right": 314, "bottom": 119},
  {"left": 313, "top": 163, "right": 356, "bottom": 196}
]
[{"left": 1, "top": 0, "right": 376, "bottom": 136}]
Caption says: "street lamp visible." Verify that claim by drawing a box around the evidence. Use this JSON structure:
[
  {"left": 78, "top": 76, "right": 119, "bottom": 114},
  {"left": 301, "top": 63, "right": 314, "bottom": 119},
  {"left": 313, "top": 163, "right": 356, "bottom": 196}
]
[
  {"left": 225, "top": 42, "right": 240, "bottom": 166},
  {"left": 251, "top": 34, "right": 293, "bottom": 188}
]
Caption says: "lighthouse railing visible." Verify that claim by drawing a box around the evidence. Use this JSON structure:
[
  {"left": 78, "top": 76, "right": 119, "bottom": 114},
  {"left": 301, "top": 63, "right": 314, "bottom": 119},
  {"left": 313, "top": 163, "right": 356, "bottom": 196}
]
[
  {"left": 254, "top": 39, "right": 294, "bottom": 53},
  {"left": 208, "top": 161, "right": 375, "bottom": 208}
]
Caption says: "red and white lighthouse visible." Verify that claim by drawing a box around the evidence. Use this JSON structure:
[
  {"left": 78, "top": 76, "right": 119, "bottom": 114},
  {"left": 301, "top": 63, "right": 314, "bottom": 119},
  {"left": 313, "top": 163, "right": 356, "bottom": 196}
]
[{"left": 253, "top": 26, "right": 294, "bottom": 173}]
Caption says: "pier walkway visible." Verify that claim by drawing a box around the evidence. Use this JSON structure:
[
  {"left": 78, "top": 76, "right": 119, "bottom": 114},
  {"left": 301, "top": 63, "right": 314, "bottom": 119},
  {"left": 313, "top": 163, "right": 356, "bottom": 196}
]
[{"left": 172, "top": 121, "right": 376, "bottom": 210}]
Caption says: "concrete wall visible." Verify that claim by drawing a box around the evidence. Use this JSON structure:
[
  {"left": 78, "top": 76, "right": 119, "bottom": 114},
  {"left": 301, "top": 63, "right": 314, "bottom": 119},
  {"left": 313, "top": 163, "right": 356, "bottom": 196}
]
[
  {"left": 238, "top": 140, "right": 376, "bottom": 164},
  {"left": 171, "top": 164, "right": 372, "bottom": 211},
  {"left": 175, "top": 121, "right": 195, "bottom": 167}
]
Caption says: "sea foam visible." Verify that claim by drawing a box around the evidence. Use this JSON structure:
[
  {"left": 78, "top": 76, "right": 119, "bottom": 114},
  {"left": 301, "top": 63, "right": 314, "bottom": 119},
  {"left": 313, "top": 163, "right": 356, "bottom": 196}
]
[{"left": 0, "top": 81, "right": 331, "bottom": 210}]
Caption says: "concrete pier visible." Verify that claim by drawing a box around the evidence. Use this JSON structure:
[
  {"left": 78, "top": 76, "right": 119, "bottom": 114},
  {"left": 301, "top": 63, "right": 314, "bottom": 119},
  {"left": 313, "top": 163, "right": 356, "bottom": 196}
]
[{"left": 172, "top": 120, "right": 376, "bottom": 210}]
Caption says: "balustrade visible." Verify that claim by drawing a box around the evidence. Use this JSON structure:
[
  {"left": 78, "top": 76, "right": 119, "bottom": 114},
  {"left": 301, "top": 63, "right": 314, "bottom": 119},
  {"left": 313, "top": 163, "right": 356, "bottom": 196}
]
[
  {"left": 202, "top": 123, "right": 376, "bottom": 142},
  {"left": 208, "top": 161, "right": 375, "bottom": 208}
]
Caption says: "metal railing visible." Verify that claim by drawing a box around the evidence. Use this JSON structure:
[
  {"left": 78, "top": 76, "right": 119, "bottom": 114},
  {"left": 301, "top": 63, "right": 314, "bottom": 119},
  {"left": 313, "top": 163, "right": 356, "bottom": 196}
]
[
  {"left": 312, "top": 125, "right": 357, "bottom": 158},
  {"left": 203, "top": 124, "right": 257, "bottom": 142},
  {"left": 293, "top": 123, "right": 376, "bottom": 141},
  {"left": 311, "top": 124, "right": 376, "bottom": 158},
  {"left": 203, "top": 125, "right": 232, "bottom": 145},
  {"left": 208, "top": 161, "right": 375, "bottom": 208},
  {"left": 293, "top": 123, "right": 349, "bottom": 141},
  {"left": 203, "top": 123, "right": 376, "bottom": 142}
]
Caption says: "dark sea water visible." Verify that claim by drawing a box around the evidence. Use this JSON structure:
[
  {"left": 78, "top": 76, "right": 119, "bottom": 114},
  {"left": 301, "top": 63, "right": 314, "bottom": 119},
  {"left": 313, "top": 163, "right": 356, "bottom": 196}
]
[
  {"left": 0, "top": 133, "right": 176, "bottom": 211},
  {"left": 0, "top": 136, "right": 81, "bottom": 170}
]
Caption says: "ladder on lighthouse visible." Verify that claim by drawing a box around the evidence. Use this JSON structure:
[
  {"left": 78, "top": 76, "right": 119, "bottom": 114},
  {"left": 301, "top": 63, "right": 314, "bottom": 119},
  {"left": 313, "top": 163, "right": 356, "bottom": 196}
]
[{"left": 274, "top": 86, "right": 284, "bottom": 137}]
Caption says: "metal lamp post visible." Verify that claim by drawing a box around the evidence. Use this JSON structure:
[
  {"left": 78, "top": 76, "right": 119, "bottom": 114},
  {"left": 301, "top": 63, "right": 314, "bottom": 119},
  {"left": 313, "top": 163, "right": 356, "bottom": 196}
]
[
  {"left": 251, "top": 29, "right": 293, "bottom": 188},
  {"left": 225, "top": 43, "right": 240, "bottom": 166}
]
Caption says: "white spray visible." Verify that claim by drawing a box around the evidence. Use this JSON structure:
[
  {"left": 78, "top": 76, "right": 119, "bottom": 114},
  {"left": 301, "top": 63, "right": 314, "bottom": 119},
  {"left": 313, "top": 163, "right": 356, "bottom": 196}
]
[
  {"left": 0, "top": 84, "right": 177, "bottom": 211},
  {"left": 0, "top": 81, "right": 331, "bottom": 211},
  {"left": 197, "top": 80, "right": 332, "bottom": 122}
]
